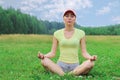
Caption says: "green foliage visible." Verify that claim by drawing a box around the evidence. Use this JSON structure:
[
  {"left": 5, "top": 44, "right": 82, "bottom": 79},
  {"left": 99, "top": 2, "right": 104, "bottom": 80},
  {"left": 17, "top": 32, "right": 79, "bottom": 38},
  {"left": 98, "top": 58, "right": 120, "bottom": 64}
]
[
  {"left": 0, "top": 6, "right": 46, "bottom": 34},
  {"left": 0, "top": 6, "right": 120, "bottom": 35},
  {"left": 0, "top": 35, "right": 120, "bottom": 80},
  {"left": 79, "top": 24, "right": 120, "bottom": 35}
]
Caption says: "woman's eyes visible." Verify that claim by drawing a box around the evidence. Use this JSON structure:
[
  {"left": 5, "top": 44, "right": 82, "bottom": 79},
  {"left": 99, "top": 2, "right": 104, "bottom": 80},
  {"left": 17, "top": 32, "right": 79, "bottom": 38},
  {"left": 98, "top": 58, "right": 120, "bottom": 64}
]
[{"left": 65, "top": 15, "right": 74, "bottom": 18}]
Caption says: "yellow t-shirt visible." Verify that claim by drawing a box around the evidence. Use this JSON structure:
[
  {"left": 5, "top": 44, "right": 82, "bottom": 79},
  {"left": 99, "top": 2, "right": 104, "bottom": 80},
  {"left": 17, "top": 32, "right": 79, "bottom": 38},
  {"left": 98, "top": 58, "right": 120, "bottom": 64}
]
[{"left": 54, "top": 28, "right": 85, "bottom": 63}]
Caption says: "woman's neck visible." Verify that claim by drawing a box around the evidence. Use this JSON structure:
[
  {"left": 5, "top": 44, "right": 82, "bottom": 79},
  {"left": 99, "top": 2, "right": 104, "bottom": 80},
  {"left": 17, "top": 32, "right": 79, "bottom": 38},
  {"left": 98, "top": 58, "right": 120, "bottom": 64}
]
[{"left": 64, "top": 25, "right": 74, "bottom": 31}]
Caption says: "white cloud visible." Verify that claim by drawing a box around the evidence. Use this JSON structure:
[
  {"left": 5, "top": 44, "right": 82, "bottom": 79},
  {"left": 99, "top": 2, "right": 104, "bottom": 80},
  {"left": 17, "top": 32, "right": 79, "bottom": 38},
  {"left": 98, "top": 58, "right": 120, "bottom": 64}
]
[
  {"left": 96, "top": 1, "right": 120, "bottom": 15},
  {"left": 108, "top": 0, "right": 120, "bottom": 8},
  {"left": 96, "top": 6, "right": 111, "bottom": 15},
  {"left": 20, "top": 0, "right": 93, "bottom": 21},
  {"left": 112, "top": 16, "right": 120, "bottom": 24},
  {"left": 20, "top": 0, "right": 93, "bottom": 12},
  {"left": 80, "top": 0, "right": 93, "bottom": 8}
]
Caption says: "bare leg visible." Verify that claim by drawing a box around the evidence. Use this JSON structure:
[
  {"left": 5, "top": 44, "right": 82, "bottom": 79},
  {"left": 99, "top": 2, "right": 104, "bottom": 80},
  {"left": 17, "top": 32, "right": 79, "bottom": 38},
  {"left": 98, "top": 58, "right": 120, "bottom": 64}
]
[
  {"left": 70, "top": 60, "right": 94, "bottom": 76},
  {"left": 40, "top": 57, "right": 65, "bottom": 76}
]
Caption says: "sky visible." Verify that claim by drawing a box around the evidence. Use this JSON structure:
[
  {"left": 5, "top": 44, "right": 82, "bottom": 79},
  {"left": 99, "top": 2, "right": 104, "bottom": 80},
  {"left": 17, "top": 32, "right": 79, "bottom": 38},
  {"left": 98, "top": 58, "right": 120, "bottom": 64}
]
[{"left": 0, "top": 0, "right": 120, "bottom": 27}]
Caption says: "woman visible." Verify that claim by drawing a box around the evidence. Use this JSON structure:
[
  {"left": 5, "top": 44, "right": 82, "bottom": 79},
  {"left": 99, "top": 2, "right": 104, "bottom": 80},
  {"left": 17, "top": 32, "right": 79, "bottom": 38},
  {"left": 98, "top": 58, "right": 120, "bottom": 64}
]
[{"left": 38, "top": 9, "right": 97, "bottom": 76}]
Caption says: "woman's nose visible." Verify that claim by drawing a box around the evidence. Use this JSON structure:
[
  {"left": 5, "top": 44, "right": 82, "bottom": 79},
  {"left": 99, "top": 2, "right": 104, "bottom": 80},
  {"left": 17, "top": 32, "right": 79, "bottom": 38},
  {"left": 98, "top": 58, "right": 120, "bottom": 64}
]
[{"left": 68, "top": 17, "right": 72, "bottom": 20}]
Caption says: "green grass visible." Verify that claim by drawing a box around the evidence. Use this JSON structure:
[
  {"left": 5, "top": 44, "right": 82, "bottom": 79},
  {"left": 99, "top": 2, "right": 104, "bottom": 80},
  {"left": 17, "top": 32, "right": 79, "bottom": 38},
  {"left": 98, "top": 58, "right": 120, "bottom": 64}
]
[{"left": 0, "top": 34, "right": 120, "bottom": 80}]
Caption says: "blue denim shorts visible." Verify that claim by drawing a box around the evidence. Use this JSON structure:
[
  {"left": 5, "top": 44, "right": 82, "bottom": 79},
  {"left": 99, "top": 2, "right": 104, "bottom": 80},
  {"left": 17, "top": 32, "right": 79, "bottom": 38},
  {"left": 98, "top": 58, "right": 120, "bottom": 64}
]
[{"left": 57, "top": 61, "right": 79, "bottom": 73}]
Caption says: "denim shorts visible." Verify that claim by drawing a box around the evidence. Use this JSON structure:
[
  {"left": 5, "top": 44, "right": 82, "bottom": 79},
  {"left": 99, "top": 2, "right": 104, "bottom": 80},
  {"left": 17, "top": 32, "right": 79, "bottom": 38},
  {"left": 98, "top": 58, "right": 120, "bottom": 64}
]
[{"left": 57, "top": 61, "right": 79, "bottom": 73}]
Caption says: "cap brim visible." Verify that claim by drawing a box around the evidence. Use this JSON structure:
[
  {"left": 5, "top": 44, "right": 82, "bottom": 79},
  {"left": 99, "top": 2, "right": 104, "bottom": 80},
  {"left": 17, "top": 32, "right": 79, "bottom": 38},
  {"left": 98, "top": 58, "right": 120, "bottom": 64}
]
[{"left": 63, "top": 10, "right": 76, "bottom": 17}]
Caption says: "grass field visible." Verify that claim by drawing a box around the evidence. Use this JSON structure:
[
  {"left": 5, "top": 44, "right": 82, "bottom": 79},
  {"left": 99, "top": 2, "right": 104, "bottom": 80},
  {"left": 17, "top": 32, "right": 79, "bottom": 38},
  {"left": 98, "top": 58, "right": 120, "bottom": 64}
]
[{"left": 0, "top": 34, "right": 120, "bottom": 80}]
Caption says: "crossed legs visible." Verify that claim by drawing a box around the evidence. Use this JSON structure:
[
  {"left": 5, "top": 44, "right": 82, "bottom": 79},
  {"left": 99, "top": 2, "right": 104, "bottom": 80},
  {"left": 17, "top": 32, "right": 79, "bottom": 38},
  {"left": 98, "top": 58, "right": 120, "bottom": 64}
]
[
  {"left": 38, "top": 55, "right": 95, "bottom": 76},
  {"left": 41, "top": 57, "right": 65, "bottom": 76},
  {"left": 69, "top": 60, "right": 94, "bottom": 75}
]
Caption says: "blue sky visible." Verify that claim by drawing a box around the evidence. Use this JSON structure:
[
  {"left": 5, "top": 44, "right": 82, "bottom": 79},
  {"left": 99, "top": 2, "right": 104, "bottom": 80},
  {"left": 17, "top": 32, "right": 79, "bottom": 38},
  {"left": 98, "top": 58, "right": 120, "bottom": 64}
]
[{"left": 0, "top": 0, "right": 120, "bottom": 27}]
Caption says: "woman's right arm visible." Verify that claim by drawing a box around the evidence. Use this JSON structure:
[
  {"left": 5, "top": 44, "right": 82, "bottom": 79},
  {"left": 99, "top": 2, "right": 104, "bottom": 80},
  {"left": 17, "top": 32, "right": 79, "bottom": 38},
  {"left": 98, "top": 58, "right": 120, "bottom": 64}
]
[{"left": 40, "top": 36, "right": 58, "bottom": 59}]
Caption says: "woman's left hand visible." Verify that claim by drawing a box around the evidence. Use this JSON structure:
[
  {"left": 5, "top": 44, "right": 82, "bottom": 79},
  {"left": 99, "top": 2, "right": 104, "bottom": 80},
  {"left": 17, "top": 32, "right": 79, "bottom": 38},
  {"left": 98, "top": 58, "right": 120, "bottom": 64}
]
[{"left": 90, "top": 55, "right": 97, "bottom": 61}]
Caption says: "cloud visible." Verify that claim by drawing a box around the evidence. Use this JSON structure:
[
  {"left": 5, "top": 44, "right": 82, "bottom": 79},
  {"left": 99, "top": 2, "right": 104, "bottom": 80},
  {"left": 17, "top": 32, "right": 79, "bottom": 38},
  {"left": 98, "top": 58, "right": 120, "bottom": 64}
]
[
  {"left": 96, "top": 1, "right": 120, "bottom": 15},
  {"left": 96, "top": 6, "right": 111, "bottom": 15},
  {"left": 20, "top": 0, "right": 93, "bottom": 12},
  {"left": 108, "top": 0, "right": 120, "bottom": 8},
  {"left": 20, "top": 0, "right": 93, "bottom": 21},
  {"left": 112, "top": 16, "right": 120, "bottom": 24}
]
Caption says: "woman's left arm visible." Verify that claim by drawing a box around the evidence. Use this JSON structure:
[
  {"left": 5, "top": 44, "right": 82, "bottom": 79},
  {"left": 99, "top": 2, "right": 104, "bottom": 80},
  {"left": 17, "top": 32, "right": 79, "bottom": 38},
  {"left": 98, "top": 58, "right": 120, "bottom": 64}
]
[{"left": 80, "top": 36, "right": 97, "bottom": 61}]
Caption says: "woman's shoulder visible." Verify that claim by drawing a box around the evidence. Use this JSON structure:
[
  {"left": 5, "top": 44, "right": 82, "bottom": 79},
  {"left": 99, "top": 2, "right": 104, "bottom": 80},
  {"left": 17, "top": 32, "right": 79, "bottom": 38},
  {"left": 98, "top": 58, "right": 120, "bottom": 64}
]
[
  {"left": 75, "top": 28, "right": 85, "bottom": 33},
  {"left": 54, "top": 28, "right": 63, "bottom": 37},
  {"left": 54, "top": 28, "right": 63, "bottom": 34},
  {"left": 75, "top": 28, "right": 85, "bottom": 38}
]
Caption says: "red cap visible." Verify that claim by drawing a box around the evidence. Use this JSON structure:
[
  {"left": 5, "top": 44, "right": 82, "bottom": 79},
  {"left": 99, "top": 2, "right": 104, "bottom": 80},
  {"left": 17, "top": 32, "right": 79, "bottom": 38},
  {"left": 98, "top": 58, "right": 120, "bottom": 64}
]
[{"left": 63, "top": 10, "right": 76, "bottom": 17}]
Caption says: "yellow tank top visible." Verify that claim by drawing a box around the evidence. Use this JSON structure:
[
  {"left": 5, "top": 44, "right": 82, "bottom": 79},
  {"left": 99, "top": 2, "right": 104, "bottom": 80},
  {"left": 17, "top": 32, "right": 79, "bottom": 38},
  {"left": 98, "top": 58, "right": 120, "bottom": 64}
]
[{"left": 54, "top": 28, "right": 85, "bottom": 63}]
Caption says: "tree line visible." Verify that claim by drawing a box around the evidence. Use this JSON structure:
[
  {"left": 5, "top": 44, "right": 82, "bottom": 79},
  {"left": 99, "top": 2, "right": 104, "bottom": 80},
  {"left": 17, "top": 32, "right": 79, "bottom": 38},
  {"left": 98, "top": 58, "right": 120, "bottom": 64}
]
[{"left": 0, "top": 6, "right": 120, "bottom": 35}]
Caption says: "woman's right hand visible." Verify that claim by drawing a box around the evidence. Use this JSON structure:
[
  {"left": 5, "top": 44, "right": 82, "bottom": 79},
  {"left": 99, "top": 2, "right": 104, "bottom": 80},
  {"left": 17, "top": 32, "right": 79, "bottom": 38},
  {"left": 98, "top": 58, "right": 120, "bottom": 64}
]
[
  {"left": 90, "top": 55, "right": 97, "bottom": 61},
  {"left": 38, "top": 51, "right": 44, "bottom": 59}
]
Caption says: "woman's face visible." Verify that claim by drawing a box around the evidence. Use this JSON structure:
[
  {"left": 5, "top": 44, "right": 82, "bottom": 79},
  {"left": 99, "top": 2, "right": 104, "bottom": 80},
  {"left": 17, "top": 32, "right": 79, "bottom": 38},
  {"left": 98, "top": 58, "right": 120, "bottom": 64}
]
[{"left": 63, "top": 13, "right": 76, "bottom": 26}]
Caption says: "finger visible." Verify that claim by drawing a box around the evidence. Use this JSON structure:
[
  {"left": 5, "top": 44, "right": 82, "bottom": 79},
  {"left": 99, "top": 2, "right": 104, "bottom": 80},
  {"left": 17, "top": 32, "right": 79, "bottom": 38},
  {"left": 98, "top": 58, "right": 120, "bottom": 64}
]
[
  {"left": 38, "top": 54, "right": 44, "bottom": 59},
  {"left": 40, "top": 54, "right": 44, "bottom": 59},
  {"left": 90, "top": 56, "right": 96, "bottom": 61},
  {"left": 38, "top": 53, "right": 41, "bottom": 58},
  {"left": 90, "top": 58, "right": 94, "bottom": 61},
  {"left": 42, "top": 55, "right": 44, "bottom": 59},
  {"left": 93, "top": 56, "right": 97, "bottom": 61},
  {"left": 94, "top": 55, "right": 97, "bottom": 59}
]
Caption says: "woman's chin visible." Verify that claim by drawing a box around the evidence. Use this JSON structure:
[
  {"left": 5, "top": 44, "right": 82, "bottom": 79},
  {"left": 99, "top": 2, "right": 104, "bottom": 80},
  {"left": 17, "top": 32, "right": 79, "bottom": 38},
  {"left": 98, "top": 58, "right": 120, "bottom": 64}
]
[{"left": 67, "top": 23, "right": 73, "bottom": 26}]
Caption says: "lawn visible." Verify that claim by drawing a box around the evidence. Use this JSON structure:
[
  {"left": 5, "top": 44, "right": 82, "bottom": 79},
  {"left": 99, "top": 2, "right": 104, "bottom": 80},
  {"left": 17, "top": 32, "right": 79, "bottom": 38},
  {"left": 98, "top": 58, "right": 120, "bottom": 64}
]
[{"left": 0, "top": 34, "right": 120, "bottom": 80}]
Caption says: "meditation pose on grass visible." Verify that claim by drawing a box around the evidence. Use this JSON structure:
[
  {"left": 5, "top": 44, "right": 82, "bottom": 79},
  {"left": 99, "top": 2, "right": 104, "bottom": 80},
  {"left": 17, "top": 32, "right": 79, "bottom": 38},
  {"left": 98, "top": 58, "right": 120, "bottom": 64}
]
[{"left": 38, "top": 9, "right": 97, "bottom": 76}]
